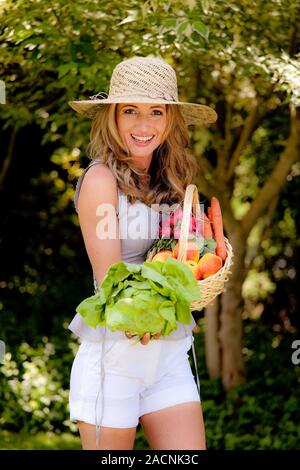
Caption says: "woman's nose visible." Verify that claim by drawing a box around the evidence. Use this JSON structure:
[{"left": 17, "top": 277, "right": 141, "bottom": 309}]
[{"left": 133, "top": 116, "right": 153, "bottom": 132}]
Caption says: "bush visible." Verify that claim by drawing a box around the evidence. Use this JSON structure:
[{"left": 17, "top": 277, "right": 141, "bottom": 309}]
[
  {"left": 0, "top": 333, "right": 77, "bottom": 434},
  {"left": 194, "top": 319, "right": 300, "bottom": 450}
]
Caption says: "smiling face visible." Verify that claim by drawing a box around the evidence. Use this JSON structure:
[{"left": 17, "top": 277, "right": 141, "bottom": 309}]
[{"left": 116, "top": 103, "right": 168, "bottom": 172}]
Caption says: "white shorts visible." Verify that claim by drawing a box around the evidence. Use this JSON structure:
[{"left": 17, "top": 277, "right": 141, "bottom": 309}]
[{"left": 69, "top": 332, "right": 201, "bottom": 428}]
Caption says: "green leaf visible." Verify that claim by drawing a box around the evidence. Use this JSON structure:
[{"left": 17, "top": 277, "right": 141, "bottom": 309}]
[
  {"left": 118, "top": 10, "right": 139, "bottom": 26},
  {"left": 0, "top": 80, "right": 5, "bottom": 104},
  {"left": 158, "top": 300, "right": 176, "bottom": 322},
  {"left": 193, "top": 21, "right": 209, "bottom": 40},
  {"left": 58, "top": 64, "right": 71, "bottom": 79},
  {"left": 162, "top": 18, "right": 177, "bottom": 29},
  {"left": 76, "top": 294, "right": 105, "bottom": 328},
  {"left": 177, "top": 21, "right": 188, "bottom": 34},
  {"left": 141, "top": 262, "right": 172, "bottom": 287},
  {"left": 201, "top": 237, "right": 217, "bottom": 255}
]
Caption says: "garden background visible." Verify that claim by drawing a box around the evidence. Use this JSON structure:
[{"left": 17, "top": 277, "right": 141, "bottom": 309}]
[{"left": 0, "top": 0, "right": 300, "bottom": 450}]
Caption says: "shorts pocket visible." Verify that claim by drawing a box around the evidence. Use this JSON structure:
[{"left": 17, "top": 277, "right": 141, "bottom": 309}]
[{"left": 69, "top": 342, "right": 101, "bottom": 401}]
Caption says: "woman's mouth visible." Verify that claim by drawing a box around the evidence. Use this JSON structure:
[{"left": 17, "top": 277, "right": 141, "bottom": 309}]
[{"left": 130, "top": 134, "right": 155, "bottom": 146}]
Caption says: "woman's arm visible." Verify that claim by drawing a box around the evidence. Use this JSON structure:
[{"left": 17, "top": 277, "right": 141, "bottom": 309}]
[
  {"left": 77, "top": 163, "right": 121, "bottom": 286},
  {"left": 77, "top": 163, "right": 159, "bottom": 345}
]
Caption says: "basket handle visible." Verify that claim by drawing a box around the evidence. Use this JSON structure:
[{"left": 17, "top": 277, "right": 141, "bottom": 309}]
[{"left": 177, "top": 184, "right": 203, "bottom": 263}]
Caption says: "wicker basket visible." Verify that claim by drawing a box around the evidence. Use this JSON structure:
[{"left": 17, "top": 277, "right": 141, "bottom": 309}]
[{"left": 146, "top": 184, "right": 234, "bottom": 311}]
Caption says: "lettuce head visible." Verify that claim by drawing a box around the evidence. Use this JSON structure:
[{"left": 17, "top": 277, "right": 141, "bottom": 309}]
[{"left": 75, "top": 257, "right": 201, "bottom": 340}]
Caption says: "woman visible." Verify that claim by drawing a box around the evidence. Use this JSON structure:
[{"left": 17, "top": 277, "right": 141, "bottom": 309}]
[{"left": 67, "top": 56, "right": 217, "bottom": 450}]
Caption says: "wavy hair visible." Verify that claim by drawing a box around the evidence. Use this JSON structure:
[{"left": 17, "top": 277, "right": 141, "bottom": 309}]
[{"left": 86, "top": 103, "right": 199, "bottom": 209}]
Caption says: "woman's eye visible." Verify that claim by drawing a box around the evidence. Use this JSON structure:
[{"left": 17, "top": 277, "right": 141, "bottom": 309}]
[{"left": 124, "top": 109, "right": 163, "bottom": 115}]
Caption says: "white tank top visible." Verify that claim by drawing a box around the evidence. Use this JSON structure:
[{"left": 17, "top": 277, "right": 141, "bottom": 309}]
[{"left": 68, "top": 160, "right": 196, "bottom": 342}]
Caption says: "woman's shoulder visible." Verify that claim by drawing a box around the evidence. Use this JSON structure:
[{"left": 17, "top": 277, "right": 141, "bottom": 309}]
[
  {"left": 83, "top": 161, "right": 117, "bottom": 182},
  {"left": 75, "top": 161, "right": 119, "bottom": 213},
  {"left": 80, "top": 162, "right": 118, "bottom": 196}
]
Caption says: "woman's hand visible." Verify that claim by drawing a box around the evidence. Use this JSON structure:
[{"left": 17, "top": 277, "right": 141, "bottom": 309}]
[{"left": 125, "top": 331, "right": 161, "bottom": 345}]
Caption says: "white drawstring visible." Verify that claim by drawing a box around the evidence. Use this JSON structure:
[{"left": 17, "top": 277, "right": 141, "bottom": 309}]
[{"left": 94, "top": 326, "right": 107, "bottom": 448}]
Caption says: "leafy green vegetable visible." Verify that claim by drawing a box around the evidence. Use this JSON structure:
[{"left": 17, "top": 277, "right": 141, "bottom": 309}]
[
  {"left": 76, "top": 258, "right": 201, "bottom": 341},
  {"left": 201, "top": 237, "right": 217, "bottom": 255}
]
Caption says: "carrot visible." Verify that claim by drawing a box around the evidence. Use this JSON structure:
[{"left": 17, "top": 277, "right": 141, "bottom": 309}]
[
  {"left": 204, "top": 212, "right": 213, "bottom": 238},
  {"left": 207, "top": 207, "right": 213, "bottom": 229},
  {"left": 210, "top": 197, "right": 227, "bottom": 261}
]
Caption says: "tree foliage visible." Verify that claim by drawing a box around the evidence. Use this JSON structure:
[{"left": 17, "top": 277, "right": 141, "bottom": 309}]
[{"left": 0, "top": 0, "right": 299, "bottom": 424}]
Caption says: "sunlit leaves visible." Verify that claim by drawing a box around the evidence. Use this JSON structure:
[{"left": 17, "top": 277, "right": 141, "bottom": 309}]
[
  {"left": 118, "top": 9, "right": 139, "bottom": 25},
  {"left": 0, "top": 80, "right": 6, "bottom": 104},
  {"left": 193, "top": 20, "right": 209, "bottom": 40}
]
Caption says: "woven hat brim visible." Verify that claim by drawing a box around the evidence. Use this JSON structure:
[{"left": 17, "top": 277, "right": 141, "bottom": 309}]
[{"left": 68, "top": 99, "right": 218, "bottom": 126}]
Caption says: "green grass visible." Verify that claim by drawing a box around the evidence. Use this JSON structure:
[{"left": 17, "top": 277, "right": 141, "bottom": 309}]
[
  {"left": 0, "top": 426, "right": 149, "bottom": 450},
  {"left": 0, "top": 430, "right": 81, "bottom": 450}
]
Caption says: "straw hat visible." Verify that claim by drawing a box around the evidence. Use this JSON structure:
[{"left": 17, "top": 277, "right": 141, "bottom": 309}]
[{"left": 68, "top": 56, "right": 218, "bottom": 126}]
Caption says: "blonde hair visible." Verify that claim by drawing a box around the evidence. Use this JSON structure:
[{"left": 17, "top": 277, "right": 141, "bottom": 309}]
[{"left": 86, "top": 103, "right": 199, "bottom": 208}]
